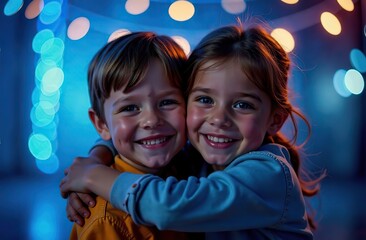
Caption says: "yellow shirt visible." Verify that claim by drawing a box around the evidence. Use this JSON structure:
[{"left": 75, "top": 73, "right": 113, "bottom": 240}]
[{"left": 70, "top": 155, "right": 190, "bottom": 240}]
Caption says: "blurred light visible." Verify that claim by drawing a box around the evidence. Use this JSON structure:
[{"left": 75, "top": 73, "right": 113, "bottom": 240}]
[
  {"left": 169, "top": 0, "right": 195, "bottom": 22},
  {"left": 333, "top": 69, "right": 352, "bottom": 97},
  {"left": 30, "top": 101, "right": 56, "bottom": 127},
  {"left": 32, "top": 29, "right": 54, "bottom": 53},
  {"left": 281, "top": 0, "right": 298, "bottom": 4},
  {"left": 350, "top": 48, "right": 366, "bottom": 73},
  {"left": 221, "top": 0, "right": 246, "bottom": 14},
  {"left": 67, "top": 17, "right": 90, "bottom": 40},
  {"left": 345, "top": 69, "right": 364, "bottom": 95},
  {"left": 39, "top": 90, "right": 61, "bottom": 108},
  {"left": 25, "top": 0, "right": 44, "bottom": 19},
  {"left": 28, "top": 133, "right": 52, "bottom": 160},
  {"left": 41, "top": 67, "right": 64, "bottom": 95},
  {"left": 125, "top": 0, "right": 149, "bottom": 15},
  {"left": 39, "top": 1, "right": 62, "bottom": 25},
  {"left": 35, "top": 155, "right": 59, "bottom": 174},
  {"left": 35, "top": 58, "right": 60, "bottom": 82},
  {"left": 172, "top": 35, "right": 191, "bottom": 56},
  {"left": 4, "top": 0, "right": 23, "bottom": 16},
  {"left": 32, "top": 121, "right": 58, "bottom": 141},
  {"left": 270, "top": 28, "right": 295, "bottom": 52},
  {"left": 337, "top": 0, "right": 354, "bottom": 12},
  {"left": 29, "top": 201, "right": 59, "bottom": 239},
  {"left": 108, "top": 29, "right": 131, "bottom": 42},
  {"left": 320, "top": 12, "right": 341, "bottom": 35},
  {"left": 40, "top": 37, "right": 64, "bottom": 64}
]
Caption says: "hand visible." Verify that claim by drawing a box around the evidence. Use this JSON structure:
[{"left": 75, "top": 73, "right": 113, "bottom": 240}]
[
  {"left": 60, "top": 157, "right": 120, "bottom": 201},
  {"left": 66, "top": 192, "right": 96, "bottom": 226},
  {"left": 60, "top": 157, "right": 100, "bottom": 198}
]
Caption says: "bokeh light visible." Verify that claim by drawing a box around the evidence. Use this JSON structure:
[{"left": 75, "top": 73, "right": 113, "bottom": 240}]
[
  {"left": 35, "top": 155, "right": 59, "bottom": 174},
  {"left": 67, "top": 17, "right": 90, "bottom": 40},
  {"left": 345, "top": 69, "right": 365, "bottom": 95},
  {"left": 28, "top": 133, "right": 53, "bottom": 160},
  {"left": 4, "top": 0, "right": 23, "bottom": 16},
  {"left": 25, "top": 0, "right": 44, "bottom": 19},
  {"left": 41, "top": 67, "right": 64, "bottom": 95},
  {"left": 271, "top": 28, "right": 295, "bottom": 52},
  {"left": 221, "top": 0, "right": 246, "bottom": 14},
  {"left": 108, "top": 29, "right": 131, "bottom": 42},
  {"left": 281, "top": 0, "right": 298, "bottom": 4},
  {"left": 337, "top": 0, "right": 354, "bottom": 12},
  {"left": 320, "top": 12, "right": 341, "bottom": 35},
  {"left": 39, "top": 1, "right": 62, "bottom": 25},
  {"left": 350, "top": 48, "right": 366, "bottom": 73},
  {"left": 125, "top": 0, "right": 149, "bottom": 15},
  {"left": 32, "top": 29, "right": 54, "bottom": 53},
  {"left": 169, "top": 0, "right": 195, "bottom": 22},
  {"left": 40, "top": 37, "right": 64, "bottom": 64},
  {"left": 172, "top": 35, "right": 191, "bottom": 56},
  {"left": 333, "top": 69, "right": 352, "bottom": 97}
]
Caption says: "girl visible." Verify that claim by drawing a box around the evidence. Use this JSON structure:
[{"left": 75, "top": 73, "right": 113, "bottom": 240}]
[{"left": 61, "top": 24, "right": 322, "bottom": 239}]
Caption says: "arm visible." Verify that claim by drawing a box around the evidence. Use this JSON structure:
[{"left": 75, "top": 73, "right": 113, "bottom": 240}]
[
  {"left": 111, "top": 152, "right": 292, "bottom": 232},
  {"left": 63, "top": 140, "right": 116, "bottom": 226}
]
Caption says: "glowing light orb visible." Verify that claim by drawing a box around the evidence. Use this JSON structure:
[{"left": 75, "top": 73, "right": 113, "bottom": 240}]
[
  {"left": 68, "top": 17, "right": 90, "bottom": 40},
  {"left": 320, "top": 12, "right": 341, "bottom": 35},
  {"left": 345, "top": 69, "right": 364, "bottom": 95},
  {"left": 28, "top": 134, "right": 52, "bottom": 160},
  {"left": 221, "top": 0, "right": 246, "bottom": 14},
  {"left": 169, "top": 0, "right": 195, "bottom": 22},
  {"left": 271, "top": 28, "right": 295, "bottom": 52},
  {"left": 172, "top": 35, "right": 191, "bottom": 56},
  {"left": 125, "top": 0, "right": 149, "bottom": 15},
  {"left": 25, "top": 0, "right": 44, "bottom": 19}
]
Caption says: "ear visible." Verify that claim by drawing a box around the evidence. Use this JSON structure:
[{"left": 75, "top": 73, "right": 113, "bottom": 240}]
[
  {"left": 267, "top": 109, "right": 288, "bottom": 136},
  {"left": 88, "top": 108, "right": 111, "bottom": 140}
]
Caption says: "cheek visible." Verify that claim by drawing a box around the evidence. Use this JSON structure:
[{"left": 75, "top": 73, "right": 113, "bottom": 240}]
[
  {"left": 187, "top": 106, "right": 204, "bottom": 133},
  {"left": 110, "top": 118, "right": 133, "bottom": 142}
]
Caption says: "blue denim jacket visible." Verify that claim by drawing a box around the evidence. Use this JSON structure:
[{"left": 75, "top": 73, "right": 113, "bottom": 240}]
[{"left": 110, "top": 143, "right": 313, "bottom": 240}]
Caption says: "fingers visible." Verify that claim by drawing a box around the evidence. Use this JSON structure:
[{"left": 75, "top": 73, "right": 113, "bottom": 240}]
[
  {"left": 78, "top": 192, "right": 96, "bottom": 208},
  {"left": 66, "top": 198, "right": 85, "bottom": 227},
  {"left": 59, "top": 178, "right": 69, "bottom": 199},
  {"left": 68, "top": 192, "right": 91, "bottom": 219}
]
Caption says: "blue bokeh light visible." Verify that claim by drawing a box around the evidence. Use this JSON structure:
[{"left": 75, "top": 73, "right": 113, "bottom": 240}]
[
  {"left": 333, "top": 69, "right": 352, "bottom": 97},
  {"left": 39, "top": 1, "right": 62, "bottom": 25},
  {"left": 3, "top": 0, "right": 23, "bottom": 16},
  {"left": 32, "top": 29, "right": 54, "bottom": 53},
  {"left": 28, "top": 133, "right": 53, "bottom": 160},
  {"left": 40, "top": 38, "right": 65, "bottom": 65},
  {"left": 350, "top": 48, "right": 366, "bottom": 73},
  {"left": 35, "top": 154, "right": 59, "bottom": 174}
]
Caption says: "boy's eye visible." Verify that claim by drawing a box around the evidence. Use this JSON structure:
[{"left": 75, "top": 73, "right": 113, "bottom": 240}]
[
  {"left": 159, "top": 99, "right": 178, "bottom": 107},
  {"left": 121, "top": 105, "right": 140, "bottom": 112},
  {"left": 196, "top": 96, "right": 213, "bottom": 104},
  {"left": 233, "top": 101, "right": 254, "bottom": 110}
]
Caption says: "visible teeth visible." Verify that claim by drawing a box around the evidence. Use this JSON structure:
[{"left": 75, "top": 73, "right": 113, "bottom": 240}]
[
  {"left": 207, "top": 135, "right": 233, "bottom": 143},
  {"left": 142, "top": 137, "right": 167, "bottom": 145}
]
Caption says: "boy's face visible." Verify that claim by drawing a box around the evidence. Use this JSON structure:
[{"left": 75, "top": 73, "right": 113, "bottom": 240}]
[
  {"left": 100, "top": 59, "right": 186, "bottom": 170},
  {"left": 186, "top": 59, "right": 283, "bottom": 168}
]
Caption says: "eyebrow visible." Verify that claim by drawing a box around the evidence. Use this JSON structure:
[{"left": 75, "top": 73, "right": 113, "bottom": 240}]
[
  {"left": 112, "top": 88, "right": 182, "bottom": 107},
  {"left": 190, "top": 87, "right": 262, "bottom": 103}
]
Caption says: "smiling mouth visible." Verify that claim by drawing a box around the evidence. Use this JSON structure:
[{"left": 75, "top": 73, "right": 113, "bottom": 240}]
[
  {"left": 137, "top": 136, "right": 171, "bottom": 146},
  {"left": 206, "top": 135, "right": 233, "bottom": 143}
]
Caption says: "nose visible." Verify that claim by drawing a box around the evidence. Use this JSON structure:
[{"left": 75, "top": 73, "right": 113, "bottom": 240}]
[
  {"left": 141, "top": 107, "right": 163, "bottom": 129},
  {"left": 208, "top": 106, "right": 232, "bottom": 128}
]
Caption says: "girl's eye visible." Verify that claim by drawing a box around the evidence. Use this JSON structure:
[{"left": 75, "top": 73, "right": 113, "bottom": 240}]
[
  {"left": 233, "top": 101, "right": 254, "bottom": 110},
  {"left": 121, "top": 105, "right": 140, "bottom": 112},
  {"left": 196, "top": 96, "right": 214, "bottom": 105},
  {"left": 160, "top": 99, "right": 179, "bottom": 107}
]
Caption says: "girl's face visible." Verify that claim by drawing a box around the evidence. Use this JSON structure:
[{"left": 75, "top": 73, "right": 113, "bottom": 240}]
[
  {"left": 97, "top": 59, "right": 186, "bottom": 171},
  {"left": 187, "top": 59, "right": 281, "bottom": 168}
]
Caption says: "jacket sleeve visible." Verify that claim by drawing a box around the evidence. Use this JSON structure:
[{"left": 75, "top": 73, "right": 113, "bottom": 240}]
[
  {"left": 110, "top": 152, "right": 293, "bottom": 232},
  {"left": 90, "top": 138, "right": 118, "bottom": 156}
]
